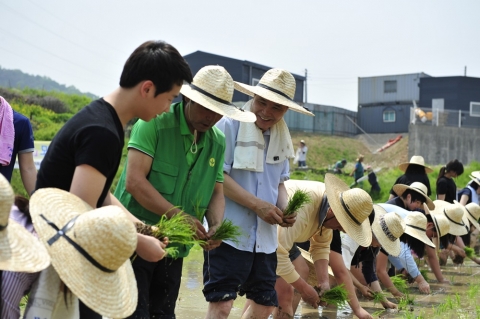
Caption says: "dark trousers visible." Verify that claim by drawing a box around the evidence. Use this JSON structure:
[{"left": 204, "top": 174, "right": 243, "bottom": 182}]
[{"left": 127, "top": 256, "right": 183, "bottom": 319}]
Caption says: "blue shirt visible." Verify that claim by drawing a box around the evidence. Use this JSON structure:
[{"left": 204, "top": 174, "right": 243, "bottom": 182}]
[{"left": 216, "top": 117, "right": 289, "bottom": 253}]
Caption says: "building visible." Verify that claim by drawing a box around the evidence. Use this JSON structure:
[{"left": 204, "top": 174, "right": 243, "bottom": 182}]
[
  {"left": 357, "top": 73, "right": 431, "bottom": 133},
  {"left": 183, "top": 51, "right": 305, "bottom": 103}
]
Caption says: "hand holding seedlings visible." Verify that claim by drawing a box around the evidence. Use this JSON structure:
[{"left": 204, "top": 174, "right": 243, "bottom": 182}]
[
  {"left": 296, "top": 282, "right": 320, "bottom": 308},
  {"left": 255, "top": 199, "right": 284, "bottom": 225},
  {"left": 417, "top": 279, "right": 430, "bottom": 294},
  {"left": 359, "top": 285, "right": 375, "bottom": 299},
  {"left": 316, "top": 284, "right": 348, "bottom": 307}
]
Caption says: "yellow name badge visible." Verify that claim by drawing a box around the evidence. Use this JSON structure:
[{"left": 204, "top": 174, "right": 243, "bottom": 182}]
[{"left": 209, "top": 158, "right": 215, "bottom": 167}]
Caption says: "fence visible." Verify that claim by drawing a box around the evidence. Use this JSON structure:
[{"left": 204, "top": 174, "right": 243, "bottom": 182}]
[{"left": 410, "top": 107, "right": 480, "bottom": 129}]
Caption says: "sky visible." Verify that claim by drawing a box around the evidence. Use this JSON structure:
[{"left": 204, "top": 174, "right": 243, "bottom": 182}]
[{"left": 0, "top": 0, "right": 479, "bottom": 112}]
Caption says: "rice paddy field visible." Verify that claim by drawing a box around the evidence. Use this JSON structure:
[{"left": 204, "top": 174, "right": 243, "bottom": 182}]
[{"left": 176, "top": 244, "right": 480, "bottom": 318}]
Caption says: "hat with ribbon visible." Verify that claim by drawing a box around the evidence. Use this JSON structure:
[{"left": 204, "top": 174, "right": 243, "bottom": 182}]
[
  {"left": 404, "top": 212, "right": 435, "bottom": 248},
  {"left": 371, "top": 206, "right": 405, "bottom": 257},
  {"left": 393, "top": 182, "right": 435, "bottom": 210},
  {"left": 30, "top": 188, "right": 138, "bottom": 318},
  {"left": 180, "top": 65, "right": 256, "bottom": 122},
  {"left": 463, "top": 202, "right": 480, "bottom": 230},
  {"left": 0, "top": 174, "right": 50, "bottom": 272},
  {"left": 234, "top": 68, "right": 314, "bottom": 116},
  {"left": 427, "top": 200, "right": 468, "bottom": 236},
  {"left": 324, "top": 173, "right": 373, "bottom": 247}
]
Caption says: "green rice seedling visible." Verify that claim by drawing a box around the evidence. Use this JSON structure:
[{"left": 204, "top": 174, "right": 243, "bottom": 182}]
[
  {"left": 420, "top": 269, "right": 429, "bottom": 282},
  {"left": 398, "top": 294, "right": 415, "bottom": 311},
  {"left": 210, "top": 219, "right": 243, "bottom": 243},
  {"left": 449, "top": 275, "right": 455, "bottom": 283},
  {"left": 372, "top": 291, "right": 388, "bottom": 306},
  {"left": 465, "top": 246, "right": 476, "bottom": 258},
  {"left": 135, "top": 212, "right": 202, "bottom": 258},
  {"left": 467, "top": 284, "right": 480, "bottom": 299},
  {"left": 391, "top": 274, "right": 409, "bottom": 293},
  {"left": 371, "top": 309, "right": 385, "bottom": 317},
  {"left": 316, "top": 284, "right": 348, "bottom": 307},
  {"left": 284, "top": 188, "right": 311, "bottom": 216}
]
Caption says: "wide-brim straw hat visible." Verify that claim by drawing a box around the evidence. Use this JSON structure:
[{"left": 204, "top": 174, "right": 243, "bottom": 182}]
[
  {"left": 398, "top": 155, "right": 433, "bottom": 174},
  {"left": 180, "top": 65, "right": 256, "bottom": 123},
  {"left": 454, "top": 200, "right": 474, "bottom": 232},
  {"left": 424, "top": 203, "right": 451, "bottom": 239},
  {"left": 0, "top": 174, "right": 50, "bottom": 272},
  {"left": 30, "top": 188, "right": 138, "bottom": 318},
  {"left": 464, "top": 202, "right": 480, "bottom": 230},
  {"left": 234, "top": 68, "right": 314, "bottom": 117},
  {"left": 404, "top": 212, "right": 435, "bottom": 248},
  {"left": 324, "top": 173, "right": 373, "bottom": 247},
  {"left": 371, "top": 206, "right": 405, "bottom": 257},
  {"left": 393, "top": 182, "right": 435, "bottom": 210},
  {"left": 427, "top": 200, "right": 468, "bottom": 236}
]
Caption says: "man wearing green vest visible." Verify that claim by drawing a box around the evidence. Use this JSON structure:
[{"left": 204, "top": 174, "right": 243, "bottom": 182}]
[{"left": 114, "top": 65, "right": 255, "bottom": 319}]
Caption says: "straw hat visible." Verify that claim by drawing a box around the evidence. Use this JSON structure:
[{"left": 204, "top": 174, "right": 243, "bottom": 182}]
[
  {"left": 0, "top": 175, "right": 50, "bottom": 272},
  {"left": 404, "top": 212, "right": 435, "bottom": 248},
  {"left": 234, "top": 68, "right": 314, "bottom": 116},
  {"left": 30, "top": 188, "right": 138, "bottom": 318},
  {"left": 180, "top": 65, "right": 256, "bottom": 123},
  {"left": 393, "top": 182, "right": 434, "bottom": 210},
  {"left": 398, "top": 155, "right": 433, "bottom": 174},
  {"left": 427, "top": 200, "right": 468, "bottom": 236},
  {"left": 424, "top": 203, "right": 451, "bottom": 239},
  {"left": 324, "top": 173, "right": 373, "bottom": 247},
  {"left": 371, "top": 206, "right": 405, "bottom": 257},
  {"left": 464, "top": 202, "right": 480, "bottom": 230},
  {"left": 468, "top": 171, "right": 480, "bottom": 186},
  {"left": 300, "top": 139, "right": 306, "bottom": 144}
]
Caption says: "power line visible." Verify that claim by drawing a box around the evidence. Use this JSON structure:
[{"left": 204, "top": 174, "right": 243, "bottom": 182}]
[{"left": 0, "top": 1, "right": 123, "bottom": 66}]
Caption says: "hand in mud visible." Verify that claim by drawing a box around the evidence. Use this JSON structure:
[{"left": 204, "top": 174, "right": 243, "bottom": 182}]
[
  {"left": 280, "top": 211, "right": 297, "bottom": 228},
  {"left": 439, "top": 278, "right": 451, "bottom": 285},
  {"left": 136, "top": 233, "right": 167, "bottom": 262},
  {"left": 299, "top": 285, "right": 320, "bottom": 309},
  {"left": 255, "top": 200, "right": 284, "bottom": 225},
  {"left": 418, "top": 280, "right": 430, "bottom": 294},
  {"left": 355, "top": 308, "right": 374, "bottom": 319},
  {"left": 381, "top": 300, "right": 397, "bottom": 309},
  {"left": 359, "top": 285, "right": 374, "bottom": 299}
]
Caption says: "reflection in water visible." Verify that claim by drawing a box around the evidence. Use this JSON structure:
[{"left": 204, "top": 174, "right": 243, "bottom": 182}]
[{"left": 176, "top": 247, "right": 480, "bottom": 318}]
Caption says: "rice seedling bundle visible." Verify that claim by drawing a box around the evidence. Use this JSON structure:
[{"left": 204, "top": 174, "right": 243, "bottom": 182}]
[
  {"left": 464, "top": 246, "right": 476, "bottom": 258},
  {"left": 391, "top": 274, "right": 408, "bottom": 293},
  {"left": 210, "top": 219, "right": 243, "bottom": 243},
  {"left": 284, "top": 189, "right": 311, "bottom": 216},
  {"left": 372, "top": 291, "right": 387, "bottom": 305},
  {"left": 315, "top": 284, "right": 348, "bottom": 307}
]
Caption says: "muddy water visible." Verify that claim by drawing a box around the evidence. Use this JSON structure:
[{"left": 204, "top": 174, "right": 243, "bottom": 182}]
[{"left": 175, "top": 247, "right": 480, "bottom": 318}]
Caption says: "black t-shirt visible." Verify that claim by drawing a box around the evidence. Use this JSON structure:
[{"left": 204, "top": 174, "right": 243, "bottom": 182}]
[
  {"left": 330, "top": 229, "right": 342, "bottom": 254},
  {"left": 389, "top": 174, "right": 432, "bottom": 197},
  {"left": 436, "top": 176, "right": 457, "bottom": 203},
  {"left": 36, "top": 99, "right": 124, "bottom": 207}
]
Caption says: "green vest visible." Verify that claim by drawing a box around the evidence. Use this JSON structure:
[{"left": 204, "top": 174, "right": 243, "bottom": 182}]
[{"left": 115, "top": 103, "right": 225, "bottom": 257}]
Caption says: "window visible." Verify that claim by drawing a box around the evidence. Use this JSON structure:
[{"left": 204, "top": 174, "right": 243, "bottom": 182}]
[
  {"left": 384, "top": 80, "right": 397, "bottom": 93},
  {"left": 470, "top": 102, "right": 480, "bottom": 117},
  {"left": 383, "top": 110, "right": 396, "bottom": 122},
  {"left": 251, "top": 78, "right": 260, "bottom": 86}
]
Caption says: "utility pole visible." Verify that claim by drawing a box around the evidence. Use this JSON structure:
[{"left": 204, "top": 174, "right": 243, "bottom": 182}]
[
  {"left": 304, "top": 68, "right": 308, "bottom": 103},
  {"left": 464, "top": 66, "right": 467, "bottom": 76}
]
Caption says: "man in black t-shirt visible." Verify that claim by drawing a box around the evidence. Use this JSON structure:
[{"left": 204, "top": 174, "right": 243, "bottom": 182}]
[{"left": 35, "top": 40, "right": 193, "bottom": 319}]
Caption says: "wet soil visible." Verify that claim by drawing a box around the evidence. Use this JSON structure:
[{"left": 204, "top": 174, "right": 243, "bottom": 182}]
[{"left": 176, "top": 248, "right": 480, "bottom": 318}]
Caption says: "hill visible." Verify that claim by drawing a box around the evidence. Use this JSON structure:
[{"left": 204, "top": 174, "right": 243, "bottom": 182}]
[{"left": 0, "top": 66, "right": 97, "bottom": 99}]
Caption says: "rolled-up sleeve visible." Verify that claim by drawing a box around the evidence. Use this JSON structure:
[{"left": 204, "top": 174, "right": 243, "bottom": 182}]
[{"left": 215, "top": 117, "right": 237, "bottom": 175}]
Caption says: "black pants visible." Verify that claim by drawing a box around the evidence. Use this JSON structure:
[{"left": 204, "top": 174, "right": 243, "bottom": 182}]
[{"left": 127, "top": 256, "right": 183, "bottom": 319}]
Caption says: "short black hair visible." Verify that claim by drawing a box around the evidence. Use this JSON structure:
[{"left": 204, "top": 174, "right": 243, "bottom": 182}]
[
  {"left": 401, "top": 189, "right": 426, "bottom": 204},
  {"left": 120, "top": 40, "right": 193, "bottom": 96}
]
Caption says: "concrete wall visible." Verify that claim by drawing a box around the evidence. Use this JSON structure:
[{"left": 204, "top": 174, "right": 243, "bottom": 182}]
[{"left": 408, "top": 124, "right": 480, "bottom": 165}]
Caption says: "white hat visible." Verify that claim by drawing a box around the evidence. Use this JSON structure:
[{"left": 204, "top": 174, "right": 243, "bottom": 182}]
[
  {"left": 234, "top": 68, "right": 314, "bottom": 116},
  {"left": 0, "top": 175, "right": 50, "bottom": 272},
  {"left": 393, "top": 182, "right": 435, "bottom": 210},
  {"left": 371, "top": 206, "right": 405, "bottom": 257},
  {"left": 180, "top": 66, "right": 256, "bottom": 122},
  {"left": 398, "top": 155, "right": 433, "bottom": 174},
  {"left": 468, "top": 171, "right": 480, "bottom": 186},
  {"left": 30, "top": 188, "right": 138, "bottom": 318},
  {"left": 324, "top": 174, "right": 373, "bottom": 247}
]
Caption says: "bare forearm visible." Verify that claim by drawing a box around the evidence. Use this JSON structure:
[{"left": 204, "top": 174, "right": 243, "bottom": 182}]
[
  {"left": 127, "top": 178, "right": 180, "bottom": 217},
  {"left": 314, "top": 259, "right": 330, "bottom": 286},
  {"left": 104, "top": 192, "right": 142, "bottom": 223},
  {"left": 332, "top": 267, "right": 362, "bottom": 312},
  {"left": 426, "top": 246, "right": 445, "bottom": 281},
  {"left": 223, "top": 173, "right": 259, "bottom": 210},
  {"left": 205, "top": 183, "right": 225, "bottom": 229},
  {"left": 18, "top": 153, "right": 37, "bottom": 196}
]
